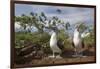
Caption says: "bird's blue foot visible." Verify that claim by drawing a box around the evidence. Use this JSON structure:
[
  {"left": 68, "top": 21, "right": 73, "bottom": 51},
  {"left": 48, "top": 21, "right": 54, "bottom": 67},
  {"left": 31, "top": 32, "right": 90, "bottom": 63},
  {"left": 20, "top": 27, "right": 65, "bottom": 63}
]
[
  {"left": 56, "top": 55, "right": 62, "bottom": 59},
  {"left": 48, "top": 55, "right": 55, "bottom": 58}
]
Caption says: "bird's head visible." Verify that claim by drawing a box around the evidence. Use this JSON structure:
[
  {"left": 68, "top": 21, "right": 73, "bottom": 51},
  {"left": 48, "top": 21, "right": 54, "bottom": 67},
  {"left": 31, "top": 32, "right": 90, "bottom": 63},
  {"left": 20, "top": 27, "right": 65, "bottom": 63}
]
[
  {"left": 51, "top": 26, "right": 59, "bottom": 33},
  {"left": 75, "top": 25, "right": 80, "bottom": 32}
]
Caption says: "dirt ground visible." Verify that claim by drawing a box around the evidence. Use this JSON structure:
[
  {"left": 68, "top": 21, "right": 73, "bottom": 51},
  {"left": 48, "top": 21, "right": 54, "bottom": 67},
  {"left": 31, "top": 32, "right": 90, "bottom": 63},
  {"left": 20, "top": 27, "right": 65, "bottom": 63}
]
[{"left": 14, "top": 46, "right": 96, "bottom": 68}]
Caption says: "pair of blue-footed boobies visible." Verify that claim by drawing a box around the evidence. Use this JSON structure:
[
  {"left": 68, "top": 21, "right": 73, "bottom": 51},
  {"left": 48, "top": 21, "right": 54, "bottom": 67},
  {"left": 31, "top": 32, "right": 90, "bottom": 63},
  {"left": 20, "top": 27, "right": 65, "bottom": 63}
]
[{"left": 49, "top": 25, "right": 88, "bottom": 58}]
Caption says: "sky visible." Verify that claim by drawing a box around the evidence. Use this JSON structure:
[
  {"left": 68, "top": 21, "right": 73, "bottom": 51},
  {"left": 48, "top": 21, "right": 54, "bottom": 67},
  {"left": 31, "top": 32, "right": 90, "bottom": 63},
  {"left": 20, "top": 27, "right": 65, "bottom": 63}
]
[{"left": 15, "top": 3, "right": 95, "bottom": 32}]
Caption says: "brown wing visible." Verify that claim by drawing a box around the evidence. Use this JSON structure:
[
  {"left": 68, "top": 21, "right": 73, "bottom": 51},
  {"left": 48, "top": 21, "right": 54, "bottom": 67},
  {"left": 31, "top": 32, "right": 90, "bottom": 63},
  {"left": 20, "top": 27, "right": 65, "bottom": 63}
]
[
  {"left": 57, "top": 39, "right": 64, "bottom": 50},
  {"left": 72, "top": 40, "right": 75, "bottom": 48},
  {"left": 72, "top": 36, "right": 75, "bottom": 48}
]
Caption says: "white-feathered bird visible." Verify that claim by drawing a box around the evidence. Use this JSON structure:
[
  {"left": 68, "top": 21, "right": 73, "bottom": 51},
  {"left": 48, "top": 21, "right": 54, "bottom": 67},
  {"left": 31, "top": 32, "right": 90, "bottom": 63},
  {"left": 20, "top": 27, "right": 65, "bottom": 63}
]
[
  {"left": 49, "top": 27, "right": 64, "bottom": 58},
  {"left": 72, "top": 26, "right": 85, "bottom": 57}
]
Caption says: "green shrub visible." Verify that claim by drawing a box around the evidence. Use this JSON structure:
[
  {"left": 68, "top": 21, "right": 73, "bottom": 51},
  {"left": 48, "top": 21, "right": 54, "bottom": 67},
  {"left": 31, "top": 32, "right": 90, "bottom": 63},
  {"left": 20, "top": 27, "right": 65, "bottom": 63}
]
[{"left": 15, "top": 32, "right": 50, "bottom": 48}]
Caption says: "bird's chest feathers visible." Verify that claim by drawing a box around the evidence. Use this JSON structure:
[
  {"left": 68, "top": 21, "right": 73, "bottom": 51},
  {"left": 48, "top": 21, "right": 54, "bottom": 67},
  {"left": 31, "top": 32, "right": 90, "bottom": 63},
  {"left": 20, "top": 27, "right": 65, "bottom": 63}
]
[
  {"left": 73, "top": 31, "right": 81, "bottom": 46},
  {"left": 50, "top": 33, "right": 57, "bottom": 45}
]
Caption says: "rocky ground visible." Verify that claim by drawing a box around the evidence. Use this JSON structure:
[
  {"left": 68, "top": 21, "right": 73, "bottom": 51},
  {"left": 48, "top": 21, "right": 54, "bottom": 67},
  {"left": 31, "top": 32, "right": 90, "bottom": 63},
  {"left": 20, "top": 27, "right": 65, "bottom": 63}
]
[{"left": 14, "top": 46, "right": 96, "bottom": 68}]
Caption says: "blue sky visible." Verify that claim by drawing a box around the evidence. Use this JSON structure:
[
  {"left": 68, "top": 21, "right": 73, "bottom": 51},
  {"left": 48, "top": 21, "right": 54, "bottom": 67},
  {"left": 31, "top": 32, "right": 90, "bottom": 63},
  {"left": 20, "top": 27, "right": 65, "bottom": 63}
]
[
  {"left": 15, "top": 3, "right": 94, "bottom": 25},
  {"left": 15, "top": 3, "right": 95, "bottom": 34}
]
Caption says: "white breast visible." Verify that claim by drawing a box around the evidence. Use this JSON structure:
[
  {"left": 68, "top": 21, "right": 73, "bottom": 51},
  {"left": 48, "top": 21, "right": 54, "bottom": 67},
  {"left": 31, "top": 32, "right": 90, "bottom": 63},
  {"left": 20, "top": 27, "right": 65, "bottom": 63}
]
[{"left": 73, "top": 29, "right": 81, "bottom": 47}]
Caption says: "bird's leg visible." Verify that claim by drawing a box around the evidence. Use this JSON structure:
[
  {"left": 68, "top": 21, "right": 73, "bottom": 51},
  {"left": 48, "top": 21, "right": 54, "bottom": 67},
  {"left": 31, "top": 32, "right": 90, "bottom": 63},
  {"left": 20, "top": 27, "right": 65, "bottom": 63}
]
[
  {"left": 78, "top": 46, "right": 85, "bottom": 57},
  {"left": 78, "top": 50, "right": 86, "bottom": 57},
  {"left": 75, "top": 48, "right": 78, "bottom": 56},
  {"left": 56, "top": 52, "right": 62, "bottom": 59},
  {"left": 53, "top": 52, "right": 55, "bottom": 58},
  {"left": 50, "top": 52, "right": 55, "bottom": 64},
  {"left": 48, "top": 52, "right": 55, "bottom": 58},
  {"left": 72, "top": 48, "right": 78, "bottom": 57},
  {"left": 79, "top": 50, "right": 83, "bottom": 56}
]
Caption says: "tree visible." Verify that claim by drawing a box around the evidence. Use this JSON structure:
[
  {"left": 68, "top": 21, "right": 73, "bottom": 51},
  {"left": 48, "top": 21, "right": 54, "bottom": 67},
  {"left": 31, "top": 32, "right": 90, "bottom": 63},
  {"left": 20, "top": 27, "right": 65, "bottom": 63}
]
[
  {"left": 15, "top": 14, "right": 30, "bottom": 32},
  {"left": 75, "top": 22, "right": 88, "bottom": 33},
  {"left": 15, "top": 11, "right": 68, "bottom": 34}
]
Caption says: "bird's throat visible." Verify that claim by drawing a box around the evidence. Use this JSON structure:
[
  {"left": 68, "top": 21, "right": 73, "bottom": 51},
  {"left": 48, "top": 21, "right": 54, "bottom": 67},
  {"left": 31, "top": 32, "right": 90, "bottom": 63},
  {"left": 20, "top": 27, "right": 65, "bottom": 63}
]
[{"left": 51, "top": 32, "right": 57, "bottom": 41}]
